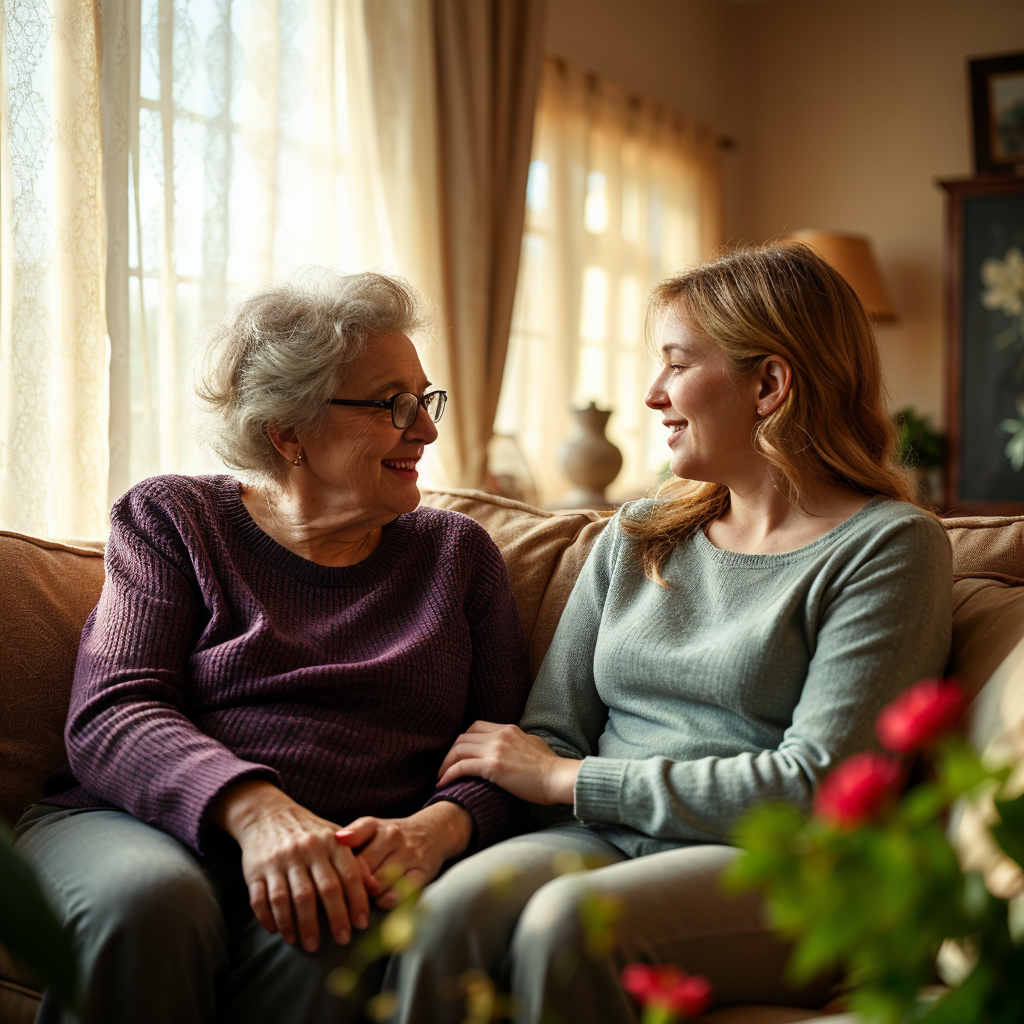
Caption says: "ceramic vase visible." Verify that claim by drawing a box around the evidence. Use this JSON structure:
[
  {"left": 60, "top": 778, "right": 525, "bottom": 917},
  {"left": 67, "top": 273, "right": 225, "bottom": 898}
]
[{"left": 558, "top": 402, "right": 623, "bottom": 508}]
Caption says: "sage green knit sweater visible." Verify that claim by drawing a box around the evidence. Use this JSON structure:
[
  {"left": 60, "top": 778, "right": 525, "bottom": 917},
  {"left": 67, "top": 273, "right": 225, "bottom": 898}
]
[{"left": 521, "top": 497, "right": 952, "bottom": 857}]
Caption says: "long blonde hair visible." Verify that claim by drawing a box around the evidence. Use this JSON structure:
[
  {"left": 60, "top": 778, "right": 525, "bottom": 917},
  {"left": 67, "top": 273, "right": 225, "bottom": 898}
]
[{"left": 621, "top": 241, "right": 924, "bottom": 585}]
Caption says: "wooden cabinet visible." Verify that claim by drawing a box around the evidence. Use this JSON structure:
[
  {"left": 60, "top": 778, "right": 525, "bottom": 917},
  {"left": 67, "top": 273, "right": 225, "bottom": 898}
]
[{"left": 940, "top": 176, "right": 1024, "bottom": 515}]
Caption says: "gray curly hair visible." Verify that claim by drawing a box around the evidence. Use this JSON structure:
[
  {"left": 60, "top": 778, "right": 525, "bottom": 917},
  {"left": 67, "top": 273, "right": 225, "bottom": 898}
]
[{"left": 195, "top": 268, "right": 432, "bottom": 485}]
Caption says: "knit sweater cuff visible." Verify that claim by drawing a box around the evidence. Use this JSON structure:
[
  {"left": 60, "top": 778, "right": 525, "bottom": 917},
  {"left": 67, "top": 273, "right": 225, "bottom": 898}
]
[
  {"left": 180, "top": 758, "right": 281, "bottom": 855},
  {"left": 573, "top": 757, "right": 627, "bottom": 824},
  {"left": 426, "top": 778, "right": 523, "bottom": 851}
]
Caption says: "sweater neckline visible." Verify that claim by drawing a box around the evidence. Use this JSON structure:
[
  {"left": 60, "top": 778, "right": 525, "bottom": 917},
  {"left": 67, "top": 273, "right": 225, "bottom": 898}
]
[
  {"left": 693, "top": 495, "right": 887, "bottom": 566},
  {"left": 214, "top": 476, "right": 415, "bottom": 587}
]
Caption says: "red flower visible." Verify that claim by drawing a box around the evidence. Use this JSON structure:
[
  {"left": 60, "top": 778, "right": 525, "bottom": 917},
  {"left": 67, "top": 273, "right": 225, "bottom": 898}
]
[
  {"left": 814, "top": 752, "right": 902, "bottom": 828},
  {"left": 621, "top": 963, "right": 713, "bottom": 1018},
  {"left": 876, "top": 677, "right": 966, "bottom": 754}
]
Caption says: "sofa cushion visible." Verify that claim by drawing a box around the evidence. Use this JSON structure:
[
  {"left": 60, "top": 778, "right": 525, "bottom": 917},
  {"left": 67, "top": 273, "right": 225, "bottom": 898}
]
[
  {"left": 0, "top": 532, "right": 104, "bottom": 827},
  {"left": 948, "top": 578, "right": 1024, "bottom": 698},
  {"left": 945, "top": 514, "right": 1024, "bottom": 583},
  {"left": 418, "top": 490, "right": 610, "bottom": 675}
]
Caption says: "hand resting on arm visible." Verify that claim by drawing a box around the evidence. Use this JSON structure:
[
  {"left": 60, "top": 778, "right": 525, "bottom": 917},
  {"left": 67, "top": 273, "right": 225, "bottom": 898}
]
[{"left": 436, "top": 721, "right": 581, "bottom": 806}]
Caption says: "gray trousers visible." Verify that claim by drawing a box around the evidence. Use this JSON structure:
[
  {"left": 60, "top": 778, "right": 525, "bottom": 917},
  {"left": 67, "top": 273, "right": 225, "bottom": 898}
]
[
  {"left": 14, "top": 805, "right": 385, "bottom": 1024},
  {"left": 383, "top": 822, "right": 837, "bottom": 1024}
]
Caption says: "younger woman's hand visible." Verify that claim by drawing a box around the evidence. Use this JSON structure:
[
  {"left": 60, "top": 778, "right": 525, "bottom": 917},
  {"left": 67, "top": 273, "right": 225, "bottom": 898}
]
[
  {"left": 436, "top": 721, "right": 581, "bottom": 805},
  {"left": 335, "top": 802, "right": 473, "bottom": 909}
]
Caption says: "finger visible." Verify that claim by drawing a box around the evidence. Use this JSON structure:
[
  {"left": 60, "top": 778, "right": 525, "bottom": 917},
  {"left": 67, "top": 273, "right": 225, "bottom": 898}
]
[
  {"left": 287, "top": 863, "right": 322, "bottom": 952},
  {"left": 309, "top": 856, "right": 351, "bottom": 946},
  {"left": 331, "top": 847, "right": 371, "bottom": 933},
  {"left": 437, "top": 757, "right": 487, "bottom": 788},
  {"left": 354, "top": 826, "right": 405, "bottom": 878},
  {"left": 465, "top": 720, "right": 504, "bottom": 734},
  {"left": 353, "top": 852, "right": 384, "bottom": 896},
  {"left": 334, "top": 816, "right": 379, "bottom": 849},
  {"left": 247, "top": 877, "right": 276, "bottom": 935},
  {"left": 437, "top": 737, "right": 495, "bottom": 777},
  {"left": 376, "top": 868, "right": 427, "bottom": 911},
  {"left": 266, "top": 869, "right": 297, "bottom": 945}
]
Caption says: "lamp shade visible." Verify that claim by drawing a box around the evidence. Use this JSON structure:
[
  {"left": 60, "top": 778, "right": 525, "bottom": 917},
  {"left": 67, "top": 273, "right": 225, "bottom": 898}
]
[{"left": 788, "top": 230, "right": 898, "bottom": 323}]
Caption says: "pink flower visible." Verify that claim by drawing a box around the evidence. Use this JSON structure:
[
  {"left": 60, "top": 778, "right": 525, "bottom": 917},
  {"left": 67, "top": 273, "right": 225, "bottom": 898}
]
[
  {"left": 814, "top": 752, "right": 903, "bottom": 828},
  {"left": 621, "top": 963, "right": 713, "bottom": 1018},
  {"left": 876, "top": 677, "right": 966, "bottom": 754}
]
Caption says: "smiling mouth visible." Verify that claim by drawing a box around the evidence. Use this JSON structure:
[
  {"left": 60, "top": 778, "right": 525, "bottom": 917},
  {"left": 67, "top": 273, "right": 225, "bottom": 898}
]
[
  {"left": 382, "top": 457, "right": 420, "bottom": 477},
  {"left": 665, "top": 422, "right": 687, "bottom": 446}
]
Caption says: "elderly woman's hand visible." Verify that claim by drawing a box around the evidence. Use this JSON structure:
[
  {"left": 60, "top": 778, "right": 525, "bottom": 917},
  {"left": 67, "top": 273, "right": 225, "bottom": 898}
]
[
  {"left": 436, "top": 721, "right": 581, "bottom": 805},
  {"left": 209, "top": 779, "right": 378, "bottom": 952},
  {"left": 335, "top": 802, "right": 473, "bottom": 909}
]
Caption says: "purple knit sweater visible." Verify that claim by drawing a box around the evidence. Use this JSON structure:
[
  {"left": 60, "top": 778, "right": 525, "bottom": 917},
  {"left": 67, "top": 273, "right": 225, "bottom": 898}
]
[{"left": 44, "top": 475, "right": 532, "bottom": 856}]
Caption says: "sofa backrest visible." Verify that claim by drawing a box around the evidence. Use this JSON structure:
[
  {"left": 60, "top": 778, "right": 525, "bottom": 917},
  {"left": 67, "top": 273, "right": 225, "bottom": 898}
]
[
  {"left": 0, "top": 532, "right": 105, "bottom": 827},
  {"left": 2, "top": 493, "right": 1024, "bottom": 830}
]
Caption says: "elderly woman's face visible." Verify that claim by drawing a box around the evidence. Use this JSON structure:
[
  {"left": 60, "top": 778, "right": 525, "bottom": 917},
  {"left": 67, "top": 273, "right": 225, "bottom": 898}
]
[{"left": 300, "top": 331, "right": 438, "bottom": 518}]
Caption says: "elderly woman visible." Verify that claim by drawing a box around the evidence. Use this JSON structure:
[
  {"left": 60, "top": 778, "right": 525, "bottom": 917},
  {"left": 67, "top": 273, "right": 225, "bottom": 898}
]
[
  {"left": 386, "top": 243, "right": 953, "bottom": 1023},
  {"left": 13, "top": 271, "right": 531, "bottom": 1024}
]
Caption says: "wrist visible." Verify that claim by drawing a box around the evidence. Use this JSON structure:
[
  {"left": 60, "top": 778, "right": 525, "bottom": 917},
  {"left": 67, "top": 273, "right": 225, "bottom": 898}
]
[
  {"left": 208, "top": 778, "right": 286, "bottom": 840},
  {"left": 546, "top": 757, "right": 582, "bottom": 806},
  {"left": 421, "top": 800, "right": 473, "bottom": 860}
]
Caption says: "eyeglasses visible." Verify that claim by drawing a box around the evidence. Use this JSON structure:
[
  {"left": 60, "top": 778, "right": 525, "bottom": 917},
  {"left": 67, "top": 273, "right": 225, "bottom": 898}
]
[{"left": 326, "top": 390, "right": 447, "bottom": 430}]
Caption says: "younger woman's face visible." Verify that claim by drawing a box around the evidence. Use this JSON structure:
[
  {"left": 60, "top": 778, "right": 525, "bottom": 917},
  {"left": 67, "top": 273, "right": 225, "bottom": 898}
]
[{"left": 645, "top": 319, "right": 761, "bottom": 484}]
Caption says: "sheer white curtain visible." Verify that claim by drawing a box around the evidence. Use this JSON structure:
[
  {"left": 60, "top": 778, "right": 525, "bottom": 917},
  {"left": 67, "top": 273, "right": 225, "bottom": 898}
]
[
  {"left": 1, "top": 1, "right": 108, "bottom": 539},
  {"left": 1, "top": 0, "right": 446, "bottom": 538},
  {"left": 102, "top": 0, "right": 448, "bottom": 508},
  {"left": 495, "top": 58, "right": 724, "bottom": 506}
]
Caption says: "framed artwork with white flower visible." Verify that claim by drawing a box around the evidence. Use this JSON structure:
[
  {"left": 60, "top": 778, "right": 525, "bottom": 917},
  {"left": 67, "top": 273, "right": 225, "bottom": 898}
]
[
  {"left": 969, "top": 52, "right": 1024, "bottom": 175},
  {"left": 941, "top": 176, "right": 1024, "bottom": 514}
]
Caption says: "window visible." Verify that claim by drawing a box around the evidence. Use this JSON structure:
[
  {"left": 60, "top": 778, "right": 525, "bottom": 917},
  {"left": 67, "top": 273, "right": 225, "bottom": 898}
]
[{"left": 495, "top": 59, "right": 723, "bottom": 506}]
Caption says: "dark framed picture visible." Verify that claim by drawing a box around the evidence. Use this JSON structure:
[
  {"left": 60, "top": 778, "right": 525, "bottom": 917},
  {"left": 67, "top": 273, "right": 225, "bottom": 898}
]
[
  {"left": 969, "top": 52, "right": 1024, "bottom": 175},
  {"left": 940, "top": 177, "right": 1024, "bottom": 515}
]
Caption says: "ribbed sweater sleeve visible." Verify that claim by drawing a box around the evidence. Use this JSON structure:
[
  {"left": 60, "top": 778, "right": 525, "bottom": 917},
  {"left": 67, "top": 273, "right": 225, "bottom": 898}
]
[{"left": 67, "top": 487, "right": 280, "bottom": 853}]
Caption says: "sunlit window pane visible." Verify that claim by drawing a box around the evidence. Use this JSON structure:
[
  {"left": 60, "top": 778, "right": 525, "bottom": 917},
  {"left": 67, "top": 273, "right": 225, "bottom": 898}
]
[
  {"left": 619, "top": 275, "right": 641, "bottom": 347},
  {"left": 140, "top": 0, "right": 160, "bottom": 100},
  {"left": 584, "top": 170, "right": 608, "bottom": 234},
  {"left": 575, "top": 344, "right": 607, "bottom": 405},
  {"left": 526, "top": 160, "right": 550, "bottom": 212},
  {"left": 580, "top": 266, "right": 608, "bottom": 342}
]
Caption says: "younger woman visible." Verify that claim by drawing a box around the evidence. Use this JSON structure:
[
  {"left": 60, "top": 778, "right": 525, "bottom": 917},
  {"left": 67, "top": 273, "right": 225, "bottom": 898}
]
[{"left": 384, "top": 242, "right": 952, "bottom": 1023}]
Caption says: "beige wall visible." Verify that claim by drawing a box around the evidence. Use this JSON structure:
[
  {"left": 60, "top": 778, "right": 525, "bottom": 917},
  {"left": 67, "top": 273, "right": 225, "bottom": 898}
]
[
  {"left": 736, "top": 0, "right": 1024, "bottom": 426},
  {"left": 545, "top": 0, "right": 1024, "bottom": 427}
]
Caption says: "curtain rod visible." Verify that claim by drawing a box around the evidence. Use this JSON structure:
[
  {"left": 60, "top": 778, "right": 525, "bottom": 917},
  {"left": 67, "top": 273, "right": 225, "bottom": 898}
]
[{"left": 545, "top": 54, "right": 738, "bottom": 152}]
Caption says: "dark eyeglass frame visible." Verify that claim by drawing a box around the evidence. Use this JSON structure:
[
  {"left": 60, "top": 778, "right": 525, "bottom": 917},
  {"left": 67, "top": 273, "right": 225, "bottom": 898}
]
[{"left": 326, "top": 389, "right": 447, "bottom": 430}]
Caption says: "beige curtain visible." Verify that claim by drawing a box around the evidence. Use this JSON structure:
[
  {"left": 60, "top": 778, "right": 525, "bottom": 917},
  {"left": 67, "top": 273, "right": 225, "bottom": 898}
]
[
  {"left": 427, "top": 0, "right": 548, "bottom": 489},
  {"left": 495, "top": 58, "right": 724, "bottom": 505},
  {"left": 0, "top": 1, "right": 108, "bottom": 539}
]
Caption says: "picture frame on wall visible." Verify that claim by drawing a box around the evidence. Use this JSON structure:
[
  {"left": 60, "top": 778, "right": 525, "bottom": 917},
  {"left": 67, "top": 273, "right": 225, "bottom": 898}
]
[
  {"left": 969, "top": 52, "right": 1024, "bottom": 175},
  {"left": 940, "top": 177, "right": 1024, "bottom": 515}
]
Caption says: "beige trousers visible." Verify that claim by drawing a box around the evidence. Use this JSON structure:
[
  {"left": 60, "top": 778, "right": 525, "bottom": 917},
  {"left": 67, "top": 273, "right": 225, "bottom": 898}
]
[{"left": 384, "top": 822, "right": 837, "bottom": 1024}]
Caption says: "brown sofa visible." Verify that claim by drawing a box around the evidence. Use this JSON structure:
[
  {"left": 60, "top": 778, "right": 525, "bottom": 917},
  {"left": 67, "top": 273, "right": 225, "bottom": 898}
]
[{"left": 3, "top": 488, "right": 1024, "bottom": 1024}]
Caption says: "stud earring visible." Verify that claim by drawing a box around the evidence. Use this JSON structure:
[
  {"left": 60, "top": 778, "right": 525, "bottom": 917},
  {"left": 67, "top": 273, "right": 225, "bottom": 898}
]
[{"left": 293, "top": 452, "right": 303, "bottom": 466}]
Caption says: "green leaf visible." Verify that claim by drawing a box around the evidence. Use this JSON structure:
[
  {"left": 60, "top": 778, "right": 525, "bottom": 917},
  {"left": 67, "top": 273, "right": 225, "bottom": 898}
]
[
  {"left": 899, "top": 783, "right": 947, "bottom": 826},
  {"left": 990, "top": 789, "right": 1024, "bottom": 870},
  {"left": 993, "top": 324, "right": 1020, "bottom": 350},
  {"left": 918, "top": 957, "right": 991, "bottom": 1024},
  {"left": 0, "top": 826, "right": 78, "bottom": 1009}
]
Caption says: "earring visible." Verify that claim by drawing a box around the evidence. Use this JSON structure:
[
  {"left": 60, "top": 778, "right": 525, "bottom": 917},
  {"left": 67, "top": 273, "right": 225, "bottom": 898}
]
[
  {"left": 293, "top": 452, "right": 303, "bottom": 466},
  {"left": 756, "top": 407, "right": 764, "bottom": 416}
]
